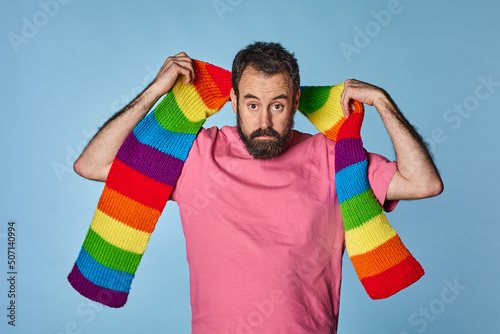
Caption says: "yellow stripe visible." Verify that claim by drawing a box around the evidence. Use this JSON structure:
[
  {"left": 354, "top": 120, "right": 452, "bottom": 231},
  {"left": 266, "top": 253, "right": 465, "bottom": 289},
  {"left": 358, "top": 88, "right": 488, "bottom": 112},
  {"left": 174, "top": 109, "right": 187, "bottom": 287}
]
[
  {"left": 307, "top": 84, "right": 345, "bottom": 132},
  {"left": 90, "top": 209, "right": 151, "bottom": 255},
  {"left": 345, "top": 212, "right": 396, "bottom": 256},
  {"left": 172, "top": 82, "right": 218, "bottom": 122}
]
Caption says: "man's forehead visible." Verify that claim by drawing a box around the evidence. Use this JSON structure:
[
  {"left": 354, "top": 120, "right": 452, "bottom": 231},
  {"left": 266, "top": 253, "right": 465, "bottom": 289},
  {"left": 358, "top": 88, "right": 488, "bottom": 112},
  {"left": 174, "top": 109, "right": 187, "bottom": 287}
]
[{"left": 238, "top": 66, "right": 293, "bottom": 97}]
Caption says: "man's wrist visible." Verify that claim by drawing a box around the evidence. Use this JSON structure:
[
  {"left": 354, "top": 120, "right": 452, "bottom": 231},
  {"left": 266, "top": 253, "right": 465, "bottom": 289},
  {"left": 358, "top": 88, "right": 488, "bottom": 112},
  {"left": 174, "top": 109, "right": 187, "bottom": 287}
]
[
  {"left": 373, "top": 90, "right": 397, "bottom": 116},
  {"left": 145, "top": 81, "right": 167, "bottom": 102}
]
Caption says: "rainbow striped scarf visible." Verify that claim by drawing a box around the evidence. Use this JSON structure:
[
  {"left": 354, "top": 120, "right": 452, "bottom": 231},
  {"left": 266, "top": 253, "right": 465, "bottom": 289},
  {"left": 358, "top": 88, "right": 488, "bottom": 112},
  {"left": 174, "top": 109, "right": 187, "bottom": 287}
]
[
  {"left": 68, "top": 60, "right": 423, "bottom": 307},
  {"left": 298, "top": 85, "right": 424, "bottom": 299}
]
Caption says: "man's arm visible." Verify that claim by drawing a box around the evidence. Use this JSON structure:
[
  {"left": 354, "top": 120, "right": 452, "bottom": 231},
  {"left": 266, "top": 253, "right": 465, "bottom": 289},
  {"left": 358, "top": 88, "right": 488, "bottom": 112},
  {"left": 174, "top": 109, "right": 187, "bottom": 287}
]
[
  {"left": 340, "top": 79, "right": 444, "bottom": 201},
  {"left": 73, "top": 52, "right": 195, "bottom": 182}
]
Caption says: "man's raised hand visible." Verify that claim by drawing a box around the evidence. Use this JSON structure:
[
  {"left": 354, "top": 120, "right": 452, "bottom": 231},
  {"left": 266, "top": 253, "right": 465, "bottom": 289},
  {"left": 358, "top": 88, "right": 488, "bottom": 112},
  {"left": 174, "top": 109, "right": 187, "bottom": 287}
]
[
  {"left": 73, "top": 52, "right": 195, "bottom": 182},
  {"left": 150, "top": 52, "right": 196, "bottom": 97},
  {"left": 340, "top": 79, "right": 388, "bottom": 118}
]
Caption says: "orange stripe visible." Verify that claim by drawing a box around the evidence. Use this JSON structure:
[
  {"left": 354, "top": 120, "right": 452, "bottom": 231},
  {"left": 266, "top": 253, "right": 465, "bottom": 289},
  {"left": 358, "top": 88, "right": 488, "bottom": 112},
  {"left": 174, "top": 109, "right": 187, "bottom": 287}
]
[
  {"left": 352, "top": 101, "right": 364, "bottom": 113},
  {"left": 98, "top": 185, "right": 161, "bottom": 234},
  {"left": 204, "top": 62, "right": 232, "bottom": 96},
  {"left": 350, "top": 235, "right": 412, "bottom": 279},
  {"left": 323, "top": 117, "right": 345, "bottom": 141},
  {"left": 361, "top": 255, "right": 424, "bottom": 299},
  {"left": 193, "top": 61, "right": 224, "bottom": 110}
]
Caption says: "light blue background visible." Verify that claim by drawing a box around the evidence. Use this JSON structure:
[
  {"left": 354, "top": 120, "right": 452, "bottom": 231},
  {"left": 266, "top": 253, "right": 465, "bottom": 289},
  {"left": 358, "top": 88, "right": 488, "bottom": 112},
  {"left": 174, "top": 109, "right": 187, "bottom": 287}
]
[{"left": 1, "top": 0, "right": 499, "bottom": 333}]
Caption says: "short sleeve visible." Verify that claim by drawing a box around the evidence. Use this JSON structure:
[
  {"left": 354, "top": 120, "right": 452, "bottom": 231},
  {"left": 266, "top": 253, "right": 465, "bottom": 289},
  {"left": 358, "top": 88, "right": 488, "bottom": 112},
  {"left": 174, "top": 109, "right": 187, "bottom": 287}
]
[{"left": 367, "top": 152, "right": 399, "bottom": 212}]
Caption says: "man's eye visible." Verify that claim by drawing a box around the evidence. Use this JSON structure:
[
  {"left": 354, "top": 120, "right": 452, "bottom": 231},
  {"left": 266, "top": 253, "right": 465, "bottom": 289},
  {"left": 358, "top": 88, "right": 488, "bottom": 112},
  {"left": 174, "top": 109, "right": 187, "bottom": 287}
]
[
  {"left": 249, "top": 104, "right": 258, "bottom": 110},
  {"left": 273, "top": 104, "right": 283, "bottom": 111}
]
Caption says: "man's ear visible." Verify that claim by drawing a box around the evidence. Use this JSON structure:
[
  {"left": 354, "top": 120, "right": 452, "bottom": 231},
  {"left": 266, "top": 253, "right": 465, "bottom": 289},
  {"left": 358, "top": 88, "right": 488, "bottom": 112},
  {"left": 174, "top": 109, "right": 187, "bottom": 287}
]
[
  {"left": 292, "top": 89, "right": 301, "bottom": 115},
  {"left": 230, "top": 88, "right": 238, "bottom": 114}
]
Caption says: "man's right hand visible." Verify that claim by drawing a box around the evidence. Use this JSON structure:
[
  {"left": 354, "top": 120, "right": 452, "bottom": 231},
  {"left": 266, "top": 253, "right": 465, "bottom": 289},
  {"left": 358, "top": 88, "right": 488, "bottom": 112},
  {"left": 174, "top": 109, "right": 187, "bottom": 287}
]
[
  {"left": 150, "top": 52, "right": 196, "bottom": 98},
  {"left": 73, "top": 52, "right": 194, "bottom": 182}
]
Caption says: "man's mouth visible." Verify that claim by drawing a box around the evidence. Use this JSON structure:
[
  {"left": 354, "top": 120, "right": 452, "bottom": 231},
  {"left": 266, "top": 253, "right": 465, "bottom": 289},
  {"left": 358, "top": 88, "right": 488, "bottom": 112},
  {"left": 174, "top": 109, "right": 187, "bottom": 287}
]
[
  {"left": 255, "top": 135, "right": 276, "bottom": 140},
  {"left": 250, "top": 128, "right": 280, "bottom": 140}
]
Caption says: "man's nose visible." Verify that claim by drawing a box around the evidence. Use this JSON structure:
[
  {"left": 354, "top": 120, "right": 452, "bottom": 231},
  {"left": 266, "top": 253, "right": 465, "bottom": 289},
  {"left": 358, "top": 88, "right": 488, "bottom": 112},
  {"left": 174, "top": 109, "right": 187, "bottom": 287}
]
[{"left": 259, "top": 111, "right": 272, "bottom": 129}]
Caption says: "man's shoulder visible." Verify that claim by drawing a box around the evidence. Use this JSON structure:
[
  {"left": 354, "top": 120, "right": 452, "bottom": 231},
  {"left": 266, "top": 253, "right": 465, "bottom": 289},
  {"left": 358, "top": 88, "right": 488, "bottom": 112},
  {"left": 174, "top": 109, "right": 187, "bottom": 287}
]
[
  {"left": 290, "top": 128, "right": 314, "bottom": 144},
  {"left": 197, "top": 125, "right": 237, "bottom": 143},
  {"left": 191, "top": 126, "right": 240, "bottom": 153},
  {"left": 287, "top": 128, "right": 337, "bottom": 151}
]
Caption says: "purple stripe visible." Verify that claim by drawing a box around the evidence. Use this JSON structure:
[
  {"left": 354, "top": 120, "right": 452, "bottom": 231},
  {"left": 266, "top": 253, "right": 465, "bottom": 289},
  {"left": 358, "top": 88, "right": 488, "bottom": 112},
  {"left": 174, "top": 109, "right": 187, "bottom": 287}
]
[
  {"left": 116, "top": 132, "right": 184, "bottom": 186},
  {"left": 68, "top": 264, "right": 128, "bottom": 308},
  {"left": 335, "top": 138, "right": 367, "bottom": 172}
]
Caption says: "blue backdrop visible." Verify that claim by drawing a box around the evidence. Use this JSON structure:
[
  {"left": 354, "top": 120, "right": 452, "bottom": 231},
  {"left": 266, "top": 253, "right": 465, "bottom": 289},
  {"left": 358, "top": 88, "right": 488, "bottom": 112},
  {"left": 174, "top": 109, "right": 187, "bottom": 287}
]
[{"left": 1, "top": 0, "right": 499, "bottom": 333}]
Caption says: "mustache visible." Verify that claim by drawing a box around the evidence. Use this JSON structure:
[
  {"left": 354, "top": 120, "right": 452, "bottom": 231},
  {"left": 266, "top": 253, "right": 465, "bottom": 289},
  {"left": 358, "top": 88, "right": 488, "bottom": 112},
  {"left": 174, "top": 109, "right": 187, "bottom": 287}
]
[{"left": 250, "top": 128, "right": 281, "bottom": 140}]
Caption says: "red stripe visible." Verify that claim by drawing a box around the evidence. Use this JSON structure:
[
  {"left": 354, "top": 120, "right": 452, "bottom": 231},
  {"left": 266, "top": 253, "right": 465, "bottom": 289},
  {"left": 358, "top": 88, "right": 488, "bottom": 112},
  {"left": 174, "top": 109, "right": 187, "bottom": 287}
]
[
  {"left": 204, "top": 62, "right": 232, "bottom": 96},
  {"left": 360, "top": 255, "right": 425, "bottom": 299},
  {"left": 192, "top": 60, "right": 231, "bottom": 110},
  {"left": 106, "top": 158, "right": 172, "bottom": 212},
  {"left": 193, "top": 61, "right": 223, "bottom": 109},
  {"left": 336, "top": 103, "right": 364, "bottom": 141}
]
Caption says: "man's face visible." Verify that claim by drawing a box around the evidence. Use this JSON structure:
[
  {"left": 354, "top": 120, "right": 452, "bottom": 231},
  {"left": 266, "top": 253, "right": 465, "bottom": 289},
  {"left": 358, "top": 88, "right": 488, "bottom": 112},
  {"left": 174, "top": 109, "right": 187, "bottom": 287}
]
[{"left": 231, "top": 66, "right": 299, "bottom": 160}]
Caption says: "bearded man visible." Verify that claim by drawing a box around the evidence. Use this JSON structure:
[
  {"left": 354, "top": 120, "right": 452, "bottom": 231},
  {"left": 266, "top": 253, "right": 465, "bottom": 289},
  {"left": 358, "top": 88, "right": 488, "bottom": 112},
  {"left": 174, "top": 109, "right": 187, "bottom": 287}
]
[{"left": 74, "top": 42, "right": 442, "bottom": 333}]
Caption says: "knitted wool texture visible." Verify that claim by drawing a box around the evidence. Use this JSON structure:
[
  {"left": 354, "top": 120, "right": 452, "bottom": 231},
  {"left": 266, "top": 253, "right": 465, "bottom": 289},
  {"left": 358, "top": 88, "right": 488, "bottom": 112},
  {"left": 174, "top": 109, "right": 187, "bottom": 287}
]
[
  {"left": 298, "top": 84, "right": 424, "bottom": 299},
  {"left": 68, "top": 61, "right": 423, "bottom": 307},
  {"left": 67, "top": 60, "right": 232, "bottom": 308}
]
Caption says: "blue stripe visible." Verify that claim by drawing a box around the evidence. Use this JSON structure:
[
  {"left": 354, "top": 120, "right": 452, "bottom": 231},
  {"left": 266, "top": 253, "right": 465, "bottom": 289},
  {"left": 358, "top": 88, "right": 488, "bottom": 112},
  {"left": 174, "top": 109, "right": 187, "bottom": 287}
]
[
  {"left": 133, "top": 112, "right": 196, "bottom": 161},
  {"left": 336, "top": 159, "right": 370, "bottom": 203},
  {"left": 75, "top": 248, "right": 134, "bottom": 293}
]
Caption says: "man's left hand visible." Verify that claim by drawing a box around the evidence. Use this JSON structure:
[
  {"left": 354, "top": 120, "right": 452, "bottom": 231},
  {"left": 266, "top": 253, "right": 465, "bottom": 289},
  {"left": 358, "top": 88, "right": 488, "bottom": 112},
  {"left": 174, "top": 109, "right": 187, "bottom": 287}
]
[{"left": 340, "top": 79, "right": 387, "bottom": 117}]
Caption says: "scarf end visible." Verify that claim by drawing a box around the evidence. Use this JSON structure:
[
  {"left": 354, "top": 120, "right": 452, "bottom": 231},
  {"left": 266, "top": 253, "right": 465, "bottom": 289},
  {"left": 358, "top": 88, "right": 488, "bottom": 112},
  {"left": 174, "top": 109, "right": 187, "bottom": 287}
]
[
  {"left": 360, "top": 255, "right": 425, "bottom": 299},
  {"left": 68, "top": 264, "right": 129, "bottom": 308}
]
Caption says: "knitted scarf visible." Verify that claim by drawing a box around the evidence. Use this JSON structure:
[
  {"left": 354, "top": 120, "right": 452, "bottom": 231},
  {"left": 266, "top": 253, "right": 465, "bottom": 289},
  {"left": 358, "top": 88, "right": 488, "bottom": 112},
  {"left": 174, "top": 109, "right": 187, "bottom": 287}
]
[
  {"left": 298, "top": 86, "right": 424, "bottom": 299},
  {"left": 68, "top": 60, "right": 423, "bottom": 308}
]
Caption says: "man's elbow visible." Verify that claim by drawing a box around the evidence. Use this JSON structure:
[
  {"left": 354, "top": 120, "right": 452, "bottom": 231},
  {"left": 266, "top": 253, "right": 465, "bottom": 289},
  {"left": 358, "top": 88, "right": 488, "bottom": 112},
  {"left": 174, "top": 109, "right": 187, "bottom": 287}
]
[
  {"left": 418, "top": 177, "right": 444, "bottom": 199},
  {"left": 73, "top": 158, "right": 107, "bottom": 182},
  {"left": 73, "top": 158, "right": 92, "bottom": 179}
]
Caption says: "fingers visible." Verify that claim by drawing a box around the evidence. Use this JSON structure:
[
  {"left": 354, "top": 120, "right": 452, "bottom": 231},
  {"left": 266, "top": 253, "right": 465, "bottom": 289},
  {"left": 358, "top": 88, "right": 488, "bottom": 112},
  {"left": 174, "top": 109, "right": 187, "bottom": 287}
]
[
  {"left": 163, "top": 52, "right": 195, "bottom": 85},
  {"left": 152, "top": 52, "right": 196, "bottom": 96},
  {"left": 341, "top": 79, "right": 354, "bottom": 118},
  {"left": 341, "top": 78, "right": 383, "bottom": 117},
  {"left": 174, "top": 52, "right": 195, "bottom": 84}
]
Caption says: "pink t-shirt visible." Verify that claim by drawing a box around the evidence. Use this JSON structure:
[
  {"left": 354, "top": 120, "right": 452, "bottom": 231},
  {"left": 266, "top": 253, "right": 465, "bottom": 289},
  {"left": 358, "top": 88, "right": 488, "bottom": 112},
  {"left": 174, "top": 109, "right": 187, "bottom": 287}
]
[{"left": 170, "top": 126, "right": 398, "bottom": 334}]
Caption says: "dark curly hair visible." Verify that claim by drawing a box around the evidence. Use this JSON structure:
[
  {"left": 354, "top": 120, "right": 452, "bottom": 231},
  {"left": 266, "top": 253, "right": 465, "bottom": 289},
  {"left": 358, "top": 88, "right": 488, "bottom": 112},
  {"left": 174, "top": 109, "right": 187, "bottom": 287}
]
[{"left": 231, "top": 41, "right": 300, "bottom": 100}]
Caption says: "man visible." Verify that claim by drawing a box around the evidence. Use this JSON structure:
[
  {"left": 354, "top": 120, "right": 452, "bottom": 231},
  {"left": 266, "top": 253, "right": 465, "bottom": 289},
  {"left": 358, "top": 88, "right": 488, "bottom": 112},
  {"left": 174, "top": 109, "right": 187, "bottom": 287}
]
[{"left": 74, "top": 42, "right": 443, "bottom": 333}]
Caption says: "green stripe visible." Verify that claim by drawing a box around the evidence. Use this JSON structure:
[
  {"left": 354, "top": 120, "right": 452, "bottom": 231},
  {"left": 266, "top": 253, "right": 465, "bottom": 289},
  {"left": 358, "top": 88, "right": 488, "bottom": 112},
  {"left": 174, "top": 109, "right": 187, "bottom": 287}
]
[
  {"left": 298, "top": 86, "right": 331, "bottom": 114},
  {"left": 340, "top": 189, "right": 383, "bottom": 231},
  {"left": 82, "top": 228, "right": 142, "bottom": 274},
  {"left": 154, "top": 91, "right": 205, "bottom": 134}
]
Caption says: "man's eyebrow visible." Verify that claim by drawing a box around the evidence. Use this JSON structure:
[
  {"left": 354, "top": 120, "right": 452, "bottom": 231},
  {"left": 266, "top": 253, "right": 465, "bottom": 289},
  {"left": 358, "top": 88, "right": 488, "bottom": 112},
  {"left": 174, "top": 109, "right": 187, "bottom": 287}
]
[
  {"left": 242, "top": 94, "right": 289, "bottom": 100},
  {"left": 243, "top": 94, "right": 259, "bottom": 100},
  {"left": 272, "top": 94, "right": 289, "bottom": 101}
]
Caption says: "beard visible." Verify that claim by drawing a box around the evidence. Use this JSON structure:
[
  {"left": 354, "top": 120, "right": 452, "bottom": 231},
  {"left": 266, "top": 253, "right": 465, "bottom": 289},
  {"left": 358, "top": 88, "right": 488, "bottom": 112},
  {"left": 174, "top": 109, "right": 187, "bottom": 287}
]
[{"left": 236, "top": 107, "right": 294, "bottom": 160}]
